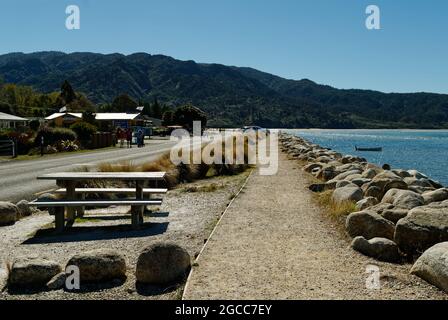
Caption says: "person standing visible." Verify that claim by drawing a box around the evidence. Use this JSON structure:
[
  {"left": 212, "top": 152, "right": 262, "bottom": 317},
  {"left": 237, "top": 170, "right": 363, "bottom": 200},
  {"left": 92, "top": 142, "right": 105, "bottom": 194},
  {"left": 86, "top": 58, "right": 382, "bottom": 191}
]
[
  {"left": 126, "top": 128, "right": 133, "bottom": 148},
  {"left": 137, "top": 129, "right": 144, "bottom": 148}
]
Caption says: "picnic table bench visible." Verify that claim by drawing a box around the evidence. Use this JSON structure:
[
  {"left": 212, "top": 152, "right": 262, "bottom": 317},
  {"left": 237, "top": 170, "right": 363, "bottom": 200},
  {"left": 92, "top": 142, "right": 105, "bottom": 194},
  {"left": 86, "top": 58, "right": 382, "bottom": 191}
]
[{"left": 29, "top": 172, "right": 167, "bottom": 232}]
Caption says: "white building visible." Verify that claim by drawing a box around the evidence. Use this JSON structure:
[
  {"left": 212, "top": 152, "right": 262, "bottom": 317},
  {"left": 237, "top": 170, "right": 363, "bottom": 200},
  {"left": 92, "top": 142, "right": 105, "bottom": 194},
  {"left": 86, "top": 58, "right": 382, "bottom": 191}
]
[
  {"left": 0, "top": 112, "right": 28, "bottom": 129},
  {"left": 45, "top": 112, "right": 150, "bottom": 128}
]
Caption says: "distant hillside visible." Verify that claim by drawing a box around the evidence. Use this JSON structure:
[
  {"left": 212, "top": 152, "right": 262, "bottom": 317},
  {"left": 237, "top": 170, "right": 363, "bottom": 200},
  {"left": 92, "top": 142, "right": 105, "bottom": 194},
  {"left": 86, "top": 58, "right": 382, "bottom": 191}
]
[{"left": 0, "top": 51, "right": 447, "bottom": 128}]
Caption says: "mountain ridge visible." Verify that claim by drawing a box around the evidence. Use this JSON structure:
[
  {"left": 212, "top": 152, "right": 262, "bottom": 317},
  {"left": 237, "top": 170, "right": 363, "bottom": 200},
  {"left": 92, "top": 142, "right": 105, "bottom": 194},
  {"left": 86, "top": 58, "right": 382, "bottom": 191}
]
[{"left": 0, "top": 51, "right": 447, "bottom": 128}]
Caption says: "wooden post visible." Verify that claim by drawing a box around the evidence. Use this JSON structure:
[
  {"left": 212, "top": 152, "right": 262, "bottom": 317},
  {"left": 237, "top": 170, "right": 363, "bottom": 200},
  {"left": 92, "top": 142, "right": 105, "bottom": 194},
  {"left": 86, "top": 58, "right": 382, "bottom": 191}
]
[
  {"left": 136, "top": 181, "right": 144, "bottom": 225},
  {"left": 77, "top": 193, "right": 85, "bottom": 217},
  {"left": 65, "top": 180, "right": 76, "bottom": 222},
  {"left": 54, "top": 207, "right": 65, "bottom": 233}
]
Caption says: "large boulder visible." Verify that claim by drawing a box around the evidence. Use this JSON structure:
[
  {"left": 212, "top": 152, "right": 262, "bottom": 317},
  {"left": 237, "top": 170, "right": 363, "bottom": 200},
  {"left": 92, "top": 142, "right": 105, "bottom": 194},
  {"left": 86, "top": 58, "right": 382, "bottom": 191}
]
[
  {"left": 8, "top": 258, "right": 61, "bottom": 288},
  {"left": 423, "top": 188, "right": 448, "bottom": 205},
  {"left": 392, "top": 169, "right": 412, "bottom": 178},
  {"left": 341, "top": 155, "right": 366, "bottom": 164},
  {"left": 356, "top": 197, "right": 379, "bottom": 211},
  {"left": 335, "top": 181, "right": 357, "bottom": 189},
  {"left": 346, "top": 210, "right": 395, "bottom": 240},
  {"left": 367, "top": 171, "right": 407, "bottom": 197},
  {"left": 363, "top": 203, "right": 408, "bottom": 223},
  {"left": 364, "top": 186, "right": 383, "bottom": 201},
  {"left": 345, "top": 174, "right": 363, "bottom": 182},
  {"left": 351, "top": 178, "right": 372, "bottom": 187},
  {"left": 333, "top": 170, "right": 362, "bottom": 181},
  {"left": 351, "top": 236, "right": 401, "bottom": 262},
  {"left": 381, "top": 189, "right": 424, "bottom": 210},
  {"left": 46, "top": 272, "right": 67, "bottom": 291},
  {"left": 404, "top": 177, "right": 434, "bottom": 189},
  {"left": 316, "top": 166, "right": 337, "bottom": 181},
  {"left": 66, "top": 249, "right": 126, "bottom": 282},
  {"left": 309, "top": 183, "right": 327, "bottom": 193},
  {"left": 361, "top": 168, "right": 379, "bottom": 179},
  {"left": 303, "top": 163, "right": 322, "bottom": 173},
  {"left": 136, "top": 242, "right": 191, "bottom": 285},
  {"left": 410, "top": 242, "right": 448, "bottom": 293},
  {"left": 332, "top": 186, "right": 363, "bottom": 204},
  {"left": 394, "top": 201, "right": 448, "bottom": 254},
  {"left": 0, "top": 202, "right": 18, "bottom": 226},
  {"left": 408, "top": 170, "right": 428, "bottom": 180},
  {"left": 381, "top": 207, "right": 409, "bottom": 223},
  {"left": 16, "top": 200, "right": 32, "bottom": 217}
]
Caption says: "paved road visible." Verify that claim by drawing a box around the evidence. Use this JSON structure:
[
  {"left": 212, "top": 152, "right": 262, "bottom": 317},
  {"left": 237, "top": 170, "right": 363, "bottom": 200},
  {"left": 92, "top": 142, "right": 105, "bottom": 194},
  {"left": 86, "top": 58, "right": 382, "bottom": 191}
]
[{"left": 0, "top": 140, "right": 177, "bottom": 202}]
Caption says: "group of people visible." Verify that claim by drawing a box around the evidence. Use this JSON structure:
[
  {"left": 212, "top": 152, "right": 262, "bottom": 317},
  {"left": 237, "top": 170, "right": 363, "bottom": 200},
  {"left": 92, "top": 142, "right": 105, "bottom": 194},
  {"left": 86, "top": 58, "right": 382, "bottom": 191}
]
[{"left": 116, "top": 127, "right": 146, "bottom": 148}]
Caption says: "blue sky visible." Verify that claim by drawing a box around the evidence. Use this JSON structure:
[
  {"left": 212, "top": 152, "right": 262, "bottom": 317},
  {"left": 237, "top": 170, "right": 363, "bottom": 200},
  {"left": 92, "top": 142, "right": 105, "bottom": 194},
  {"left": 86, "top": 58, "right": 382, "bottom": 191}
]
[{"left": 1, "top": 0, "right": 447, "bottom": 94}]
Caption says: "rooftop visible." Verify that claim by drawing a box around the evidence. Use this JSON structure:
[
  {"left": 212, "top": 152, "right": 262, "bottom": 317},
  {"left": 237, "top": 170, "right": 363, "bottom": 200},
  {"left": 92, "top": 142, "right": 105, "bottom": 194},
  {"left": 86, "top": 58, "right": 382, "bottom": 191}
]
[
  {"left": 0, "top": 112, "right": 28, "bottom": 121},
  {"left": 45, "top": 112, "right": 142, "bottom": 121}
]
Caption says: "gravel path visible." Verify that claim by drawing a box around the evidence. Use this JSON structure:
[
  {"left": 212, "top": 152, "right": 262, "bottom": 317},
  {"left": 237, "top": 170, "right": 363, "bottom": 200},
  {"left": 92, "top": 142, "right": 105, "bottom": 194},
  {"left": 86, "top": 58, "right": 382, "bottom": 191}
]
[
  {"left": 183, "top": 152, "right": 448, "bottom": 300},
  {"left": 0, "top": 173, "right": 248, "bottom": 300}
]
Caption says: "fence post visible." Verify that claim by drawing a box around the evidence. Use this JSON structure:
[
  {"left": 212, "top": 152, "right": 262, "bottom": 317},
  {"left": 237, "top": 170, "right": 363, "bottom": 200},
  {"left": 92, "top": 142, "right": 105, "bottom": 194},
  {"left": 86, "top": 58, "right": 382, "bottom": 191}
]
[
  {"left": 12, "top": 139, "right": 17, "bottom": 158},
  {"left": 40, "top": 136, "right": 44, "bottom": 156}
]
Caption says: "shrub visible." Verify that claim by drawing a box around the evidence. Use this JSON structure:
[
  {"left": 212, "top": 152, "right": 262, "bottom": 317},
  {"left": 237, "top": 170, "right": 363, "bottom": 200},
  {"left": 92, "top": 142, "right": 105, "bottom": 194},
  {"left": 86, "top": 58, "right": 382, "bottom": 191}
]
[
  {"left": 70, "top": 121, "right": 97, "bottom": 143},
  {"left": 29, "top": 120, "right": 40, "bottom": 131},
  {"left": 55, "top": 140, "right": 79, "bottom": 152},
  {"left": 314, "top": 190, "right": 357, "bottom": 219},
  {"left": 35, "top": 127, "right": 77, "bottom": 146},
  {"left": 0, "top": 130, "right": 35, "bottom": 155},
  {"left": 173, "top": 105, "right": 207, "bottom": 132}
]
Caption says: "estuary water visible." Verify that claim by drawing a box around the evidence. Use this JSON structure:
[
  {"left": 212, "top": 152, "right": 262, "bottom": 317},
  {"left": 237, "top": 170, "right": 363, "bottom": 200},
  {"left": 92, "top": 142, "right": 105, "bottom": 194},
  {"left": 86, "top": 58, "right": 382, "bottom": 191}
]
[{"left": 285, "top": 129, "right": 448, "bottom": 186}]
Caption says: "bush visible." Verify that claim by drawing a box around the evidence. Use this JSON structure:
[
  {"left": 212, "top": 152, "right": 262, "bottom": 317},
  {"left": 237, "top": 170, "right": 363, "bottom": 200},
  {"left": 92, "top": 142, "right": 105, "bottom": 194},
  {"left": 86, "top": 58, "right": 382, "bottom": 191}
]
[
  {"left": 70, "top": 121, "right": 97, "bottom": 143},
  {"left": 29, "top": 120, "right": 40, "bottom": 131},
  {"left": 35, "top": 127, "right": 77, "bottom": 147},
  {"left": 55, "top": 140, "right": 79, "bottom": 152},
  {"left": 173, "top": 105, "right": 207, "bottom": 132},
  {"left": 0, "top": 129, "right": 35, "bottom": 155}
]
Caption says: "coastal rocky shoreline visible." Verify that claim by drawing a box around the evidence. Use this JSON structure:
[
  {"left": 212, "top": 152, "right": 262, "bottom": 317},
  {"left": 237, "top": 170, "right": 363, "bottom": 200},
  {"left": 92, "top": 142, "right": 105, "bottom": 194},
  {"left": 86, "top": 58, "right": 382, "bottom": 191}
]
[{"left": 280, "top": 132, "right": 448, "bottom": 294}]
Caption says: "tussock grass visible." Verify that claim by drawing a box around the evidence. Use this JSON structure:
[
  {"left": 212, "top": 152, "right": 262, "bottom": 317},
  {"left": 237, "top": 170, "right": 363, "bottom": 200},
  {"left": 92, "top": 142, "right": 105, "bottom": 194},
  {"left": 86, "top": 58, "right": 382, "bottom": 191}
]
[
  {"left": 97, "top": 161, "right": 138, "bottom": 172},
  {"left": 314, "top": 190, "right": 357, "bottom": 219},
  {"left": 88, "top": 136, "right": 253, "bottom": 190}
]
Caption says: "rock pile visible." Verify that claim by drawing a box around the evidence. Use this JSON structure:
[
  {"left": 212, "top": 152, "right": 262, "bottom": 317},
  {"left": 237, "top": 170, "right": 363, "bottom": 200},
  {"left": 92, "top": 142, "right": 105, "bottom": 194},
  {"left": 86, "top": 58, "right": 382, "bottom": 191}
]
[{"left": 281, "top": 133, "right": 448, "bottom": 293}]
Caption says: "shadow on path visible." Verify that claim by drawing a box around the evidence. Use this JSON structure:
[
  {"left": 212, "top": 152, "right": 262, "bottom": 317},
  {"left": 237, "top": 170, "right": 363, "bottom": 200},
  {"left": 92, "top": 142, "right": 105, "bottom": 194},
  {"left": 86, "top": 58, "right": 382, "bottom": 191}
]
[{"left": 23, "top": 222, "right": 169, "bottom": 244}]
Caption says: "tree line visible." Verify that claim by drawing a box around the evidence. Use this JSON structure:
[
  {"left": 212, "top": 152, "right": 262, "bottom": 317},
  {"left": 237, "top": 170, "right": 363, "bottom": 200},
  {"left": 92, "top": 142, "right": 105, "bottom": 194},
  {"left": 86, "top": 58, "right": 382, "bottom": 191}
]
[{"left": 0, "top": 79, "right": 207, "bottom": 129}]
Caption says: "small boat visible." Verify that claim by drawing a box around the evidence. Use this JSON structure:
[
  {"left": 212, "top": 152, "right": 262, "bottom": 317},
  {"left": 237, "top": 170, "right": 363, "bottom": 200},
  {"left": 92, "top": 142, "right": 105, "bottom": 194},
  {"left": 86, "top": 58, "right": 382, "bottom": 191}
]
[{"left": 355, "top": 146, "right": 383, "bottom": 152}]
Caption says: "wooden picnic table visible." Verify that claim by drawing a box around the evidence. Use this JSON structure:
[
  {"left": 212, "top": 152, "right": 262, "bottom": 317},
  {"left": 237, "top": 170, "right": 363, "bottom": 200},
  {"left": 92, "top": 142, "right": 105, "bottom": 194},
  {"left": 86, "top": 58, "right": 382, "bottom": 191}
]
[{"left": 36, "top": 171, "right": 166, "bottom": 229}]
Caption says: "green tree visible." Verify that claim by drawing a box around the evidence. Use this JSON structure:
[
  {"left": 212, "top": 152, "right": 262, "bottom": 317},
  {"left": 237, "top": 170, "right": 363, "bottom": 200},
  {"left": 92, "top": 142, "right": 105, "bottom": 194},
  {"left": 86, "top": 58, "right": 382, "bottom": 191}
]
[
  {"left": 111, "top": 94, "right": 138, "bottom": 112},
  {"left": 67, "top": 93, "right": 95, "bottom": 112},
  {"left": 29, "top": 119, "right": 40, "bottom": 131},
  {"left": 152, "top": 97, "right": 162, "bottom": 119},
  {"left": 82, "top": 110, "right": 97, "bottom": 125},
  {"left": 162, "top": 110, "right": 174, "bottom": 126},
  {"left": 173, "top": 105, "right": 207, "bottom": 132},
  {"left": 141, "top": 101, "right": 152, "bottom": 116},
  {"left": 60, "top": 80, "right": 76, "bottom": 105}
]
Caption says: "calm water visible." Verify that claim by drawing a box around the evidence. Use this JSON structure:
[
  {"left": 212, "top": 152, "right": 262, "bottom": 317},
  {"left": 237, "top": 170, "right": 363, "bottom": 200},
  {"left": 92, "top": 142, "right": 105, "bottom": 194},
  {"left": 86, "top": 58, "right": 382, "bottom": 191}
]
[{"left": 284, "top": 129, "right": 448, "bottom": 186}]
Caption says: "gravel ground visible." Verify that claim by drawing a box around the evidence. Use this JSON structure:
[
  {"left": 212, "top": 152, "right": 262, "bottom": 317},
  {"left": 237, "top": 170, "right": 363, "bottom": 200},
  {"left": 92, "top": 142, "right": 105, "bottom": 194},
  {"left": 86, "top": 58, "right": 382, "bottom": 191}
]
[
  {"left": 183, "top": 152, "right": 448, "bottom": 300},
  {"left": 0, "top": 172, "right": 249, "bottom": 300}
]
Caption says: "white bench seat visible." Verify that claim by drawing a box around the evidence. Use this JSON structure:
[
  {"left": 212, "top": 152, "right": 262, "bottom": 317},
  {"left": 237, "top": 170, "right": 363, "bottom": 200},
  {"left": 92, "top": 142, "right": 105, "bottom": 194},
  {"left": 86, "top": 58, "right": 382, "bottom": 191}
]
[
  {"left": 29, "top": 199, "right": 162, "bottom": 207},
  {"left": 29, "top": 198, "right": 162, "bottom": 232},
  {"left": 53, "top": 188, "right": 168, "bottom": 194}
]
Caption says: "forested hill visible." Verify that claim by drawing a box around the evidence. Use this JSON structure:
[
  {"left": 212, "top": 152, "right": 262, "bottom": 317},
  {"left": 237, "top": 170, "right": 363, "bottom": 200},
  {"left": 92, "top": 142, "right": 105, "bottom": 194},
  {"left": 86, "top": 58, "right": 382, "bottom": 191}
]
[{"left": 0, "top": 51, "right": 447, "bottom": 128}]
